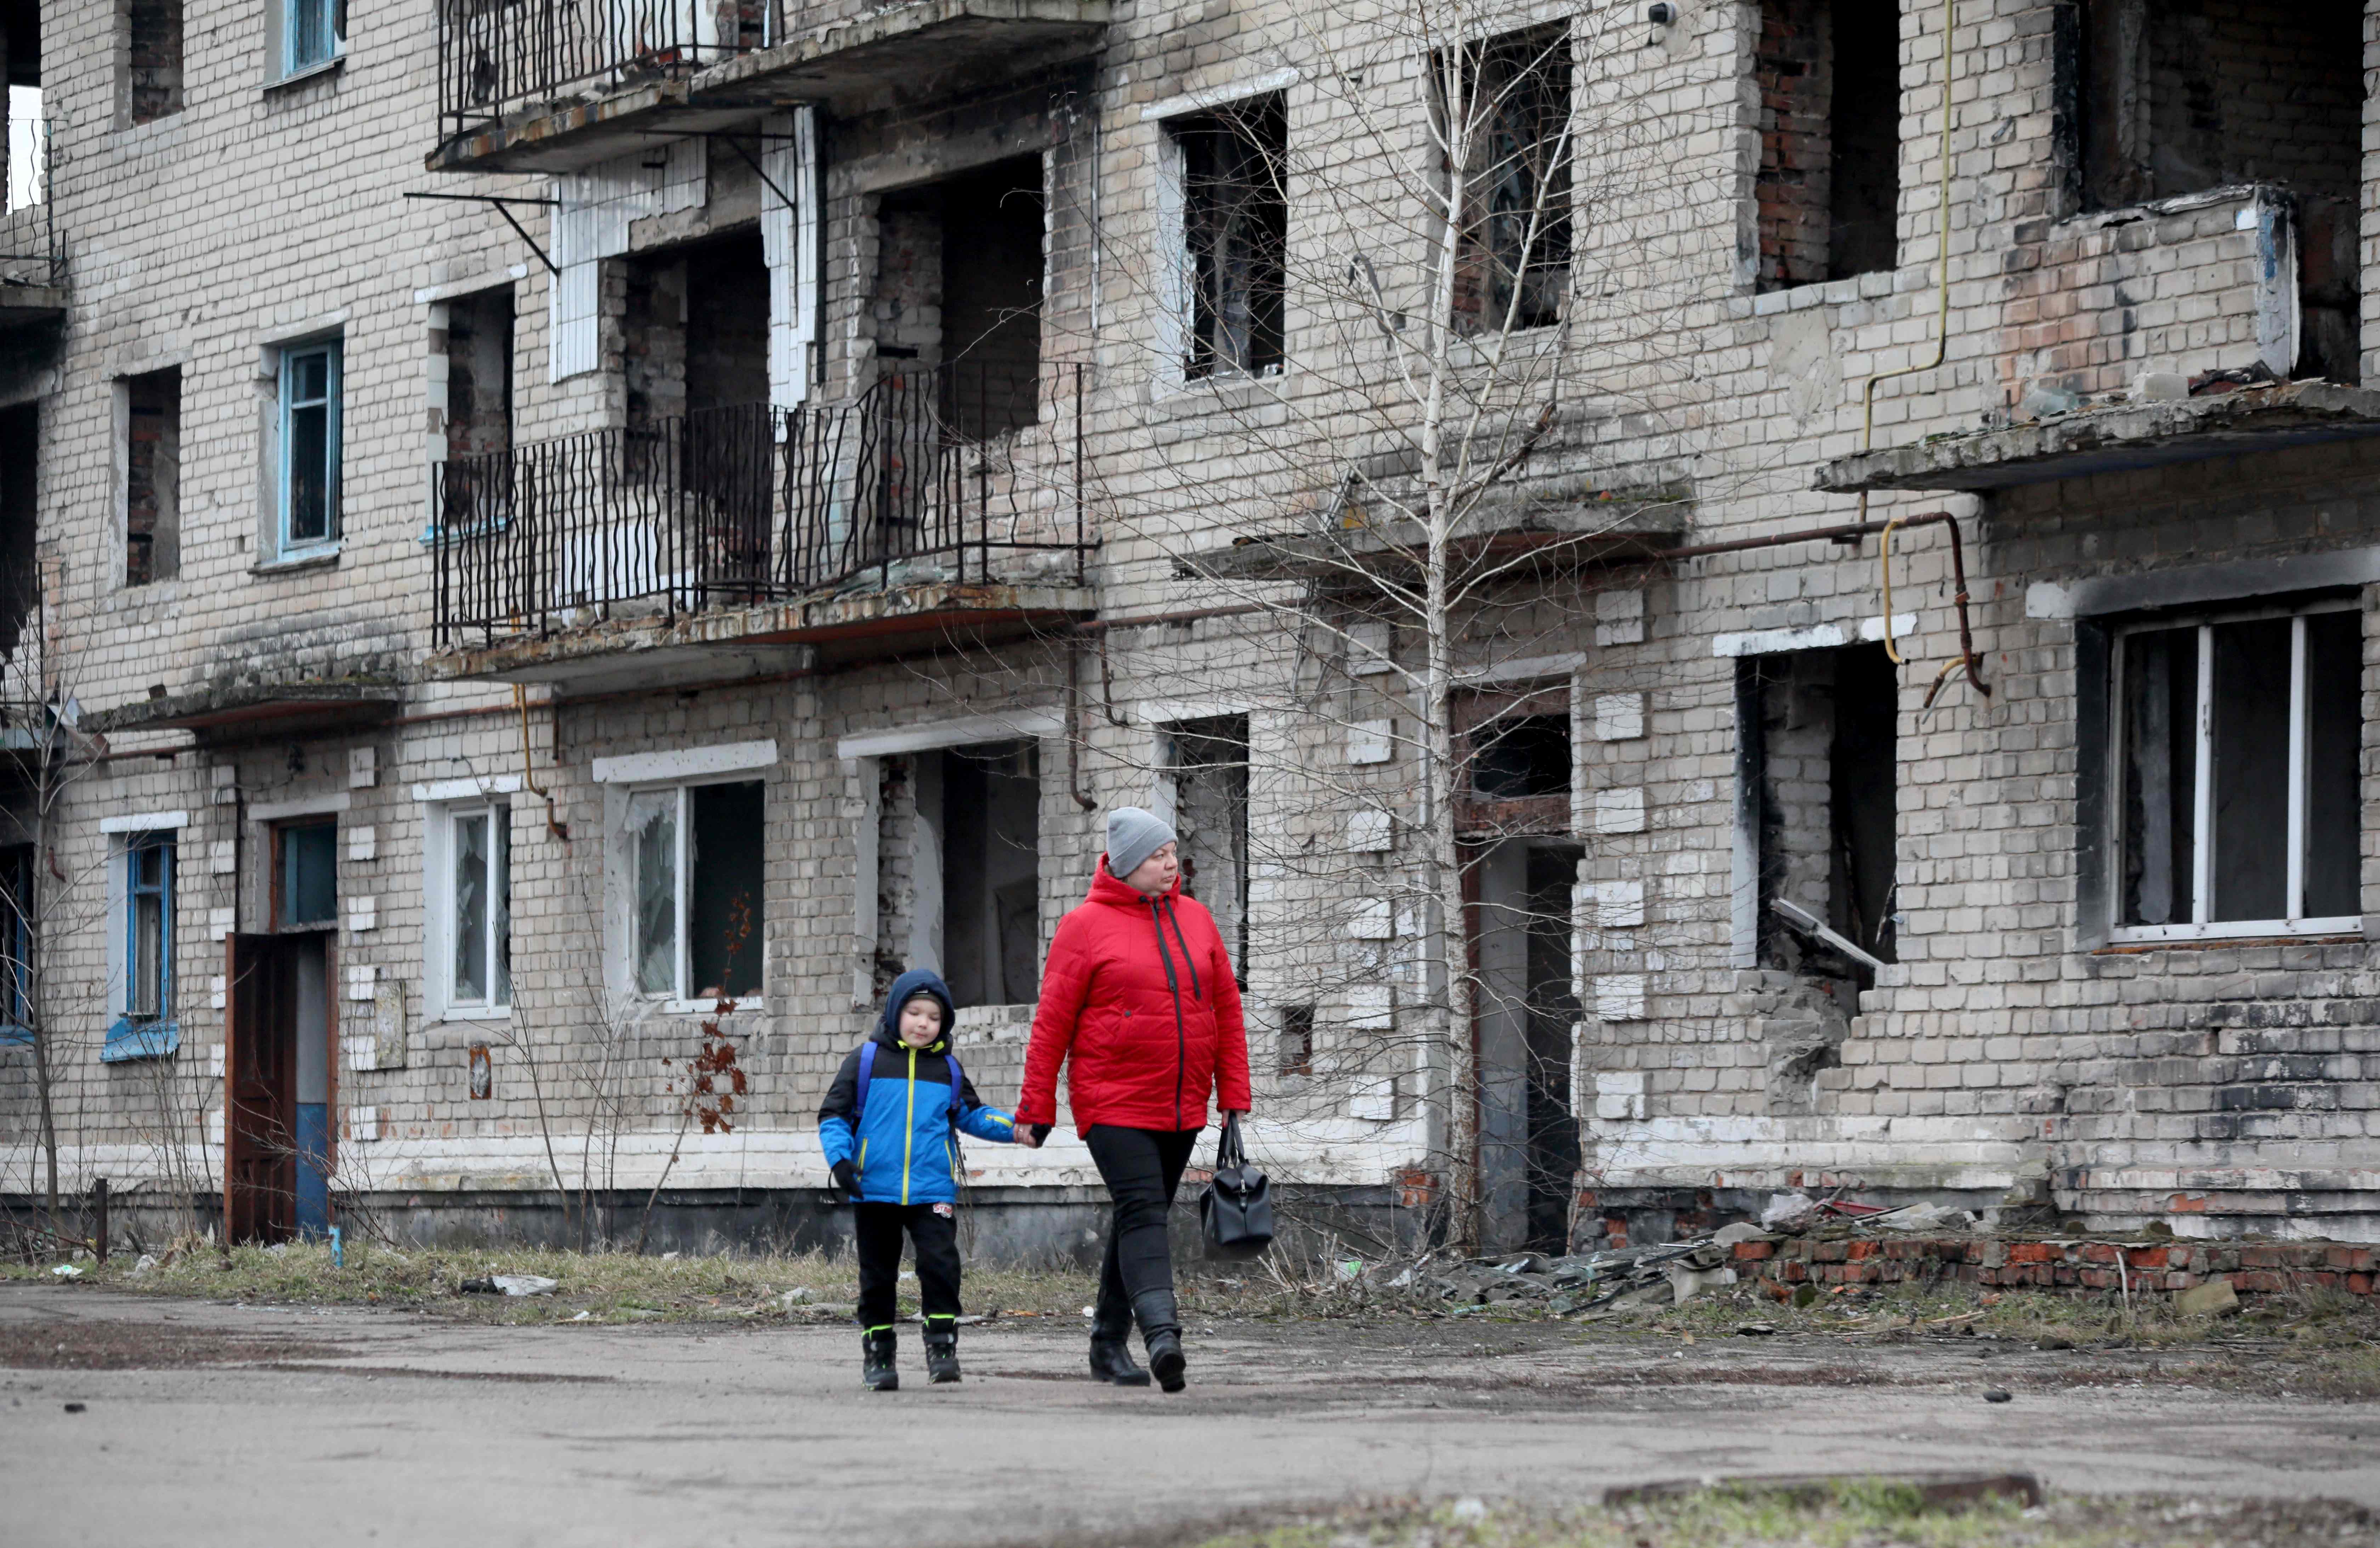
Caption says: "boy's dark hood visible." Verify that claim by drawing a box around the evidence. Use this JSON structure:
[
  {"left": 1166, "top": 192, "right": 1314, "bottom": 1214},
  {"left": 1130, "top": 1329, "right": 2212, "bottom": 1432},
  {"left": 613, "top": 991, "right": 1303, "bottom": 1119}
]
[{"left": 874, "top": 968, "right": 957, "bottom": 1053}]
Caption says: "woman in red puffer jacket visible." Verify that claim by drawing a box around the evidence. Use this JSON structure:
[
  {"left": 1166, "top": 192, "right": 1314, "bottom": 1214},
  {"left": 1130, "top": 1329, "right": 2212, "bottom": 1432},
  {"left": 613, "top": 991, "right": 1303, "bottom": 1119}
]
[{"left": 1012, "top": 807, "right": 1250, "bottom": 1393}]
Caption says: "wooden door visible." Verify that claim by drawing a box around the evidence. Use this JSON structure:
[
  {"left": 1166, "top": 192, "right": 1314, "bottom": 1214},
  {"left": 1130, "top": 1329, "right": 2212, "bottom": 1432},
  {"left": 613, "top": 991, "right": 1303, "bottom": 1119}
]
[{"left": 223, "top": 933, "right": 296, "bottom": 1244}]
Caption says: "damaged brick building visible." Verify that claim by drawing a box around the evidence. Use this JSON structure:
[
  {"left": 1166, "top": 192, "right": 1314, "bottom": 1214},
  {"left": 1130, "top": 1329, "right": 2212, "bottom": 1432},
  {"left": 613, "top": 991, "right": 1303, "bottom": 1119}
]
[{"left": 4, "top": 0, "right": 2380, "bottom": 1256}]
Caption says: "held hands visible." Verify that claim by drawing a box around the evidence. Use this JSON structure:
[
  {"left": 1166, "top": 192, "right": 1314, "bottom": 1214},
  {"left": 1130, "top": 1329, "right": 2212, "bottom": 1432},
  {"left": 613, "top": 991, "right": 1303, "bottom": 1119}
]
[{"left": 1014, "top": 1122, "right": 1049, "bottom": 1149}]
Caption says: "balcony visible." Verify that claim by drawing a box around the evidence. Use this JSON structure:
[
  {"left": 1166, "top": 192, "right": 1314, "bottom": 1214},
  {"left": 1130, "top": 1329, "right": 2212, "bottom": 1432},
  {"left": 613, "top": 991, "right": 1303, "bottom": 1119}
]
[
  {"left": 431, "top": 0, "right": 1110, "bottom": 173},
  {"left": 426, "top": 363, "right": 1094, "bottom": 691},
  {"left": 1, "top": 114, "right": 61, "bottom": 333}
]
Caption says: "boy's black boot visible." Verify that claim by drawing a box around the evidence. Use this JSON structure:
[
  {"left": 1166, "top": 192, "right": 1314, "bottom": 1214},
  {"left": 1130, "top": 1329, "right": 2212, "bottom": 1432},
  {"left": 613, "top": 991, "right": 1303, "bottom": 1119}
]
[
  {"left": 1130, "top": 1287, "right": 1187, "bottom": 1393},
  {"left": 861, "top": 1329, "right": 899, "bottom": 1392},
  {"left": 1088, "top": 1298, "right": 1151, "bottom": 1386},
  {"left": 924, "top": 1328, "right": 962, "bottom": 1385}
]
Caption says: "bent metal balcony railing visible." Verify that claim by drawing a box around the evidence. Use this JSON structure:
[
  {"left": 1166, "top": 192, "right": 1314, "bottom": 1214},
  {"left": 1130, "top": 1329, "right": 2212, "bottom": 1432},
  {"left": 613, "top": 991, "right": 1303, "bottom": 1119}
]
[
  {"left": 439, "top": 0, "right": 755, "bottom": 141},
  {"left": 1, "top": 115, "right": 60, "bottom": 289},
  {"left": 431, "top": 362, "right": 1089, "bottom": 648}
]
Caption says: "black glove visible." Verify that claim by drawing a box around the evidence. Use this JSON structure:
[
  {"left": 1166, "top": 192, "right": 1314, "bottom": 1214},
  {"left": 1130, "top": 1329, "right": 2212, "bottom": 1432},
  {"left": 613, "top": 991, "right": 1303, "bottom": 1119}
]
[
  {"left": 1028, "top": 1123, "right": 1052, "bottom": 1145},
  {"left": 831, "top": 1159, "right": 859, "bottom": 1197}
]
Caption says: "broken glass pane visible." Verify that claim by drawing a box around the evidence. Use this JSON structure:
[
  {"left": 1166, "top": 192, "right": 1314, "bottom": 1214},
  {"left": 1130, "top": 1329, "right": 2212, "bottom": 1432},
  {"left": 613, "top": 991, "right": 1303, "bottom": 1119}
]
[
  {"left": 630, "top": 790, "right": 678, "bottom": 996},
  {"left": 2304, "top": 608, "right": 2362, "bottom": 918},
  {"left": 453, "top": 812, "right": 488, "bottom": 1004},
  {"left": 688, "top": 781, "right": 764, "bottom": 1000},
  {"left": 2210, "top": 617, "right": 2291, "bottom": 922},
  {"left": 492, "top": 817, "right": 512, "bottom": 1007},
  {"left": 2120, "top": 626, "right": 2197, "bottom": 926}
]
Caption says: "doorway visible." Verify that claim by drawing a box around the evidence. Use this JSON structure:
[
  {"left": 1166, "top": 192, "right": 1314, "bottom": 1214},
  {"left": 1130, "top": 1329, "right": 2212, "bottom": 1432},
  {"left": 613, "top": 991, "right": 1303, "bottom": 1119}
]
[
  {"left": 222, "top": 817, "right": 341, "bottom": 1243},
  {"left": 1470, "top": 841, "right": 1583, "bottom": 1254}
]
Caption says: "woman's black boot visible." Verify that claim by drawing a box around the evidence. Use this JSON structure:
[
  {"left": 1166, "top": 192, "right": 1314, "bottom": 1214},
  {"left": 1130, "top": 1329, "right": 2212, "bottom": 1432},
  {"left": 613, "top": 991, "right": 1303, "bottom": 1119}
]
[
  {"left": 1131, "top": 1287, "right": 1187, "bottom": 1393},
  {"left": 861, "top": 1329, "right": 899, "bottom": 1392},
  {"left": 1089, "top": 1302, "right": 1151, "bottom": 1386}
]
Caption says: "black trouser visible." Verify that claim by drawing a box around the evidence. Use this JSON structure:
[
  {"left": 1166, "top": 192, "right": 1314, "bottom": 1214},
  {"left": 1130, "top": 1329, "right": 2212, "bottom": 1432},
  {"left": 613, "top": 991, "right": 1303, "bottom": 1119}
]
[
  {"left": 854, "top": 1202, "right": 962, "bottom": 1338},
  {"left": 1084, "top": 1125, "right": 1203, "bottom": 1327}
]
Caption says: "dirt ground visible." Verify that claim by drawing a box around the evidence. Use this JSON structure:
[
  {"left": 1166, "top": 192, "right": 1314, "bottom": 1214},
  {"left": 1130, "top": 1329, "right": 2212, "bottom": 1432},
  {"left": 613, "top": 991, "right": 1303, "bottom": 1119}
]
[{"left": 5, "top": 1281, "right": 2378, "bottom": 1547}]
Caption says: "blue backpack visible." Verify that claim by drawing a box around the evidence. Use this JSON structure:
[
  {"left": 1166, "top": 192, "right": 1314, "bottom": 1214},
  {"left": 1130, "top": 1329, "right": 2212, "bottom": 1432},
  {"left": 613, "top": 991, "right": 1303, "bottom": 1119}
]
[{"left": 854, "top": 1041, "right": 965, "bottom": 1129}]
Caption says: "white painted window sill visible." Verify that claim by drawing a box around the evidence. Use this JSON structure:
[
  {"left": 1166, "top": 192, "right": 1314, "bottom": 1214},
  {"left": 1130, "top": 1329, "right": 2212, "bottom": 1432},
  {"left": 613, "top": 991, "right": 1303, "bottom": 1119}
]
[
  {"left": 434, "top": 1005, "right": 514, "bottom": 1024},
  {"left": 2104, "top": 916, "right": 2362, "bottom": 946},
  {"left": 659, "top": 998, "right": 766, "bottom": 1017}
]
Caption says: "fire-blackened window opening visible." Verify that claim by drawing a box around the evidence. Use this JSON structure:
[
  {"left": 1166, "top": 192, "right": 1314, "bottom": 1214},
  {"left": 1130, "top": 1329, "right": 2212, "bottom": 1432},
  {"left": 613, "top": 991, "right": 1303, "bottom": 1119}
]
[
  {"left": 1746, "top": 643, "right": 1898, "bottom": 973},
  {"left": 620, "top": 233, "right": 772, "bottom": 536},
  {"left": 2114, "top": 597, "right": 2361, "bottom": 937},
  {"left": 1169, "top": 716, "right": 1250, "bottom": 977},
  {"left": 125, "top": 367, "right": 179, "bottom": 585},
  {"left": 128, "top": 0, "right": 183, "bottom": 123},
  {"left": 1174, "top": 96, "right": 1287, "bottom": 379},
  {"left": 1446, "top": 26, "right": 1573, "bottom": 333},
  {"left": 1472, "top": 715, "right": 1571, "bottom": 798},
  {"left": 937, "top": 741, "right": 1041, "bottom": 1008},
  {"left": 1754, "top": 0, "right": 1902, "bottom": 290},
  {"left": 444, "top": 288, "right": 512, "bottom": 461},
  {"left": 0, "top": 403, "right": 35, "bottom": 662},
  {"left": 1277, "top": 1003, "right": 1315, "bottom": 1076},
  {"left": 631, "top": 779, "right": 767, "bottom": 1001},
  {"left": 873, "top": 158, "right": 1046, "bottom": 440}
]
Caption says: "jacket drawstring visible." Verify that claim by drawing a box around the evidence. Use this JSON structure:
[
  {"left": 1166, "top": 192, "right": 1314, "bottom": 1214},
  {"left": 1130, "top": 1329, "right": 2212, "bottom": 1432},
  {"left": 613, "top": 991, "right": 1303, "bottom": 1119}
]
[{"left": 1161, "top": 897, "right": 1201, "bottom": 1001}]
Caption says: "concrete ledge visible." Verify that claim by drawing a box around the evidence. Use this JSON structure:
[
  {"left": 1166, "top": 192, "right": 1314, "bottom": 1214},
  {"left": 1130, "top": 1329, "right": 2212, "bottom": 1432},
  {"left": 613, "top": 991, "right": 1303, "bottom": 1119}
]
[{"left": 1816, "top": 382, "right": 2380, "bottom": 493}]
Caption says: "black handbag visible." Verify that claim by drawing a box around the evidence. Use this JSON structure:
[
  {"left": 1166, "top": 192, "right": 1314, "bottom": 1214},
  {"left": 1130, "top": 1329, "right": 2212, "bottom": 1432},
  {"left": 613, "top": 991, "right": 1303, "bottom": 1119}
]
[{"left": 1198, "top": 1113, "right": 1274, "bottom": 1260}]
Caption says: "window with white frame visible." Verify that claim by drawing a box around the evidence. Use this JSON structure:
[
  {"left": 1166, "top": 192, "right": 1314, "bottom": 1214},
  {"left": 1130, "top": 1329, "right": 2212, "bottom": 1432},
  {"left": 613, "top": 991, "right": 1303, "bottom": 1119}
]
[
  {"left": 629, "top": 779, "right": 765, "bottom": 1003},
  {"left": 279, "top": 341, "right": 341, "bottom": 554},
  {"left": 2112, "top": 596, "right": 2364, "bottom": 940},
  {"left": 429, "top": 803, "right": 511, "bottom": 1017}
]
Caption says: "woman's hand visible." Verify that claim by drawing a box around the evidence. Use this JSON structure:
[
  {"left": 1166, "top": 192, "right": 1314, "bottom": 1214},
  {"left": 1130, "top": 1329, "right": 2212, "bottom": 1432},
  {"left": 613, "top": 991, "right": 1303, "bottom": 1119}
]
[{"left": 1012, "top": 1121, "right": 1046, "bottom": 1149}]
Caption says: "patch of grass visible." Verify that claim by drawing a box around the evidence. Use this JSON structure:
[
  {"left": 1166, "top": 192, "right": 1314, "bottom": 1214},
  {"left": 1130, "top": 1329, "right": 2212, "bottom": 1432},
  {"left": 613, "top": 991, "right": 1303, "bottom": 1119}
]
[{"left": 1191, "top": 1484, "right": 2373, "bottom": 1548}]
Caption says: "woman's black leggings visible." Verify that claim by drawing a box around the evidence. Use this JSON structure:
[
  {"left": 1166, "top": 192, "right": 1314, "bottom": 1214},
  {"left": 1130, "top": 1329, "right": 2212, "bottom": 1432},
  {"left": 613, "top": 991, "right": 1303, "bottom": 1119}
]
[{"left": 1084, "top": 1125, "right": 1202, "bottom": 1321}]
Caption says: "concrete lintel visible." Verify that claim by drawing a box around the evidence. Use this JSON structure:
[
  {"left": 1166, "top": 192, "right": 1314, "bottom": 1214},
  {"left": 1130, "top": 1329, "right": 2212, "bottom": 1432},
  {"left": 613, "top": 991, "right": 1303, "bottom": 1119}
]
[
  {"left": 2025, "top": 545, "right": 2380, "bottom": 619},
  {"left": 1816, "top": 382, "right": 2380, "bottom": 494}
]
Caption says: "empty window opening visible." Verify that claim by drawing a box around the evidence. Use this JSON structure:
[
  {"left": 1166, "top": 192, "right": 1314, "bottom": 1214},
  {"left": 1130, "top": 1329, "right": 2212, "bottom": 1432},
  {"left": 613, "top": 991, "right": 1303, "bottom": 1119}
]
[
  {"left": 1169, "top": 716, "right": 1250, "bottom": 977},
  {"left": 877, "top": 742, "right": 1041, "bottom": 1008},
  {"left": 0, "top": 402, "right": 34, "bottom": 663},
  {"left": 2114, "top": 597, "right": 2360, "bottom": 938},
  {"left": 623, "top": 229, "right": 769, "bottom": 431},
  {"left": 1755, "top": 0, "right": 1901, "bottom": 291},
  {"left": 1745, "top": 643, "right": 1898, "bottom": 975},
  {"left": 631, "top": 778, "right": 766, "bottom": 1002},
  {"left": 1445, "top": 27, "right": 1573, "bottom": 334},
  {"left": 276, "top": 819, "right": 337, "bottom": 930},
  {"left": 1472, "top": 841, "right": 1582, "bottom": 1253},
  {"left": 2072, "top": 0, "right": 2363, "bottom": 375},
  {"left": 444, "top": 289, "right": 512, "bottom": 461},
  {"left": 1277, "top": 1002, "right": 1315, "bottom": 1076},
  {"left": 1457, "top": 688, "right": 1573, "bottom": 837},
  {"left": 872, "top": 157, "right": 1045, "bottom": 439},
  {"left": 124, "top": 367, "right": 179, "bottom": 585},
  {"left": 127, "top": 0, "right": 182, "bottom": 122},
  {"left": 1173, "top": 96, "right": 1287, "bottom": 379}
]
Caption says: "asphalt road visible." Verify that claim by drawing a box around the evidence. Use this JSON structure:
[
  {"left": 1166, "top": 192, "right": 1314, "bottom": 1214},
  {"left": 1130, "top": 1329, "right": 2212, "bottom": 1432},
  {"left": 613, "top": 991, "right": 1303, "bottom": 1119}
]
[{"left": 4, "top": 1285, "right": 2376, "bottom": 1547}]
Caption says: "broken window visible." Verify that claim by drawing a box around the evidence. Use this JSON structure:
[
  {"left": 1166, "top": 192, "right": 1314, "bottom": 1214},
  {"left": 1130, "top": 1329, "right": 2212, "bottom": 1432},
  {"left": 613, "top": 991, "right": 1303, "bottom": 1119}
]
[
  {"left": 0, "top": 402, "right": 33, "bottom": 664},
  {"left": 1277, "top": 1003, "right": 1315, "bottom": 1076},
  {"left": 128, "top": 0, "right": 183, "bottom": 122},
  {"left": 1172, "top": 96, "right": 1288, "bottom": 379},
  {"left": 125, "top": 832, "right": 174, "bottom": 1020},
  {"left": 1754, "top": 0, "right": 1900, "bottom": 290},
  {"left": 1742, "top": 643, "right": 1898, "bottom": 973},
  {"left": 444, "top": 289, "right": 512, "bottom": 461},
  {"left": 1168, "top": 717, "right": 1250, "bottom": 977},
  {"left": 0, "top": 844, "right": 32, "bottom": 1035},
  {"left": 276, "top": 820, "right": 337, "bottom": 929},
  {"left": 1444, "top": 27, "right": 1572, "bottom": 333},
  {"left": 878, "top": 743, "right": 1041, "bottom": 1008},
  {"left": 444, "top": 803, "right": 510, "bottom": 1013},
  {"left": 2113, "top": 597, "right": 2361, "bottom": 938},
  {"left": 278, "top": 341, "right": 340, "bottom": 554},
  {"left": 872, "top": 158, "right": 1045, "bottom": 438},
  {"left": 1457, "top": 687, "right": 1572, "bottom": 837},
  {"left": 124, "top": 368, "right": 178, "bottom": 585},
  {"left": 631, "top": 779, "right": 766, "bottom": 1001}
]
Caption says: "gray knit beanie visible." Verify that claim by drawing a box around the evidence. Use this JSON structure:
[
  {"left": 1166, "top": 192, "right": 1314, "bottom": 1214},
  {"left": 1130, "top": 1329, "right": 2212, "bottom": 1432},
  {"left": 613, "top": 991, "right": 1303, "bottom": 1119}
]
[{"left": 1105, "top": 806, "right": 1178, "bottom": 880}]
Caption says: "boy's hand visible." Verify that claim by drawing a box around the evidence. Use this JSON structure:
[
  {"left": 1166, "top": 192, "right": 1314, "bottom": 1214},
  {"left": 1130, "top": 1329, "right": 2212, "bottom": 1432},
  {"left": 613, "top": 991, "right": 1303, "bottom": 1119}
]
[
  {"left": 1013, "top": 1123, "right": 1044, "bottom": 1149},
  {"left": 830, "top": 1159, "right": 859, "bottom": 1195}
]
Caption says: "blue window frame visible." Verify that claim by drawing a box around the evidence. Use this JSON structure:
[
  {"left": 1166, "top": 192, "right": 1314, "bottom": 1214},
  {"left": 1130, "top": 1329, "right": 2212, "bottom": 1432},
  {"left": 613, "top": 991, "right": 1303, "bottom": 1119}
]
[
  {"left": 286, "top": 0, "right": 340, "bottom": 74},
  {"left": 280, "top": 342, "right": 341, "bottom": 554},
  {"left": 0, "top": 846, "right": 31, "bottom": 1047},
  {"left": 104, "top": 832, "right": 177, "bottom": 1063}
]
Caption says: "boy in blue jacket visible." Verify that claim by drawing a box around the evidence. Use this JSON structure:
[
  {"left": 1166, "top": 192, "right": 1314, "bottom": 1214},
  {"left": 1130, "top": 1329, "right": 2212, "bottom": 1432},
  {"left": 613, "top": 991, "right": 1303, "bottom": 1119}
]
[{"left": 819, "top": 968, "right": 1019, "bottom": 1390}]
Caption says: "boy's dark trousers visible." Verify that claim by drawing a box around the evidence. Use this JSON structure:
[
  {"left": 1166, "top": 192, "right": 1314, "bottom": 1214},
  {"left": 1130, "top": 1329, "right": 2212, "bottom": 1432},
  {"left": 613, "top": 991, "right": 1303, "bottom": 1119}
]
[{"left": 854, "top": 1203, "right": 962, "bottom": 1336}]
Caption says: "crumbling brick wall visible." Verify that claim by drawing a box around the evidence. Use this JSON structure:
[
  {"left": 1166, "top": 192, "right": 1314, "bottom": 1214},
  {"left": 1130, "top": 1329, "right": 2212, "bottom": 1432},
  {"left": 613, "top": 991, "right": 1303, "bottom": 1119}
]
[{"left": 1753, "top": 0, "right": 1832, "bottom": 291}]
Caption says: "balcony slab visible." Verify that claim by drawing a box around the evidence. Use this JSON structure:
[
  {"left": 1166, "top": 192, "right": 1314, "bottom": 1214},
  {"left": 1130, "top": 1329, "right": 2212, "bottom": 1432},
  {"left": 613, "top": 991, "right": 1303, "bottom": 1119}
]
[
  {"left": 0, "top": 285, "right": 66, "bottom": 333},
  {"left": 430, "top": 0, "right": 1109, "bottom": 173},
  {"left": 1817, "top": 382, "right": 2380, "bottom": 494},
  {"left": 85, "top": 679, "right": 404, "bottom": 745},
  {"left": 427, "top": 578, "right": 1095, "bottom": 690},
  {"left": 1198, "top": 480, "right": 1692, "bottom": 584}
]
